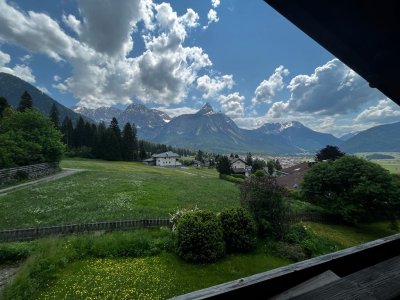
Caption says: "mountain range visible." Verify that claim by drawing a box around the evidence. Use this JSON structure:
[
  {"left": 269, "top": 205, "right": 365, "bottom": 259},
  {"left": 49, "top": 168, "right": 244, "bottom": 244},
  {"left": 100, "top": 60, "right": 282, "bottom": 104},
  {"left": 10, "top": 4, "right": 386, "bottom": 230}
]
[
  {"left": 1, "top": 72, "right": 399, "bottom": 154},
  {"left": 341, "top": 121, "right": 400, "bottom": 152},
  {"left": 74, "top": 102, "right": 344, "bottom": 154}
]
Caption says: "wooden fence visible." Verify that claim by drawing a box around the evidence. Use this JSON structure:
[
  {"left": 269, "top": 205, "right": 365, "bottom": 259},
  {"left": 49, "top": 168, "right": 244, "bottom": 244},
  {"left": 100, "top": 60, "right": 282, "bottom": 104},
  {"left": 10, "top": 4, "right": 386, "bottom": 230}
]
[
  {"left": 0, "top": 218, "right": 171, "bottom": 242},
  {"left": 0, "top": 162, "right": 59, "bottom": 184},
  {"left": 0, "top": 212, "right": 339, "bottom": 242}
]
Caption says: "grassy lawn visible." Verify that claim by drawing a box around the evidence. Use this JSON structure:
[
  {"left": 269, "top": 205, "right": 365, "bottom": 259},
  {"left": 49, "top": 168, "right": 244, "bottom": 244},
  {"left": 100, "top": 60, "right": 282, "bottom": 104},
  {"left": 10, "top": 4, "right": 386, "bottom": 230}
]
[
  {"left": 27, "top": 221, "right": 398, "bottom": 300},
  {"left": 0, "top": 158, "right": 239, "bottom": 229},
  {"left": 37, "top": 252, "right": 290, "bottom": 300},
  {"left": 305, "top": 221, "right": 398, "bottom": 248},
  {"left": 2, "top": 158, "right": 399, "bottom": 299},
  {"left": 355, "top": 152, "right": 400, "bottom": 174}
]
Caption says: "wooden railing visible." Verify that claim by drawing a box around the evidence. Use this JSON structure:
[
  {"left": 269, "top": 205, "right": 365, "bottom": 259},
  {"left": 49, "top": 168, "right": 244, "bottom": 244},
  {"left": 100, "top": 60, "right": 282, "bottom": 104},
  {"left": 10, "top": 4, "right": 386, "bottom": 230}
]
[{"left": 0, "top": 218, "right": 171, "bottom": 242}]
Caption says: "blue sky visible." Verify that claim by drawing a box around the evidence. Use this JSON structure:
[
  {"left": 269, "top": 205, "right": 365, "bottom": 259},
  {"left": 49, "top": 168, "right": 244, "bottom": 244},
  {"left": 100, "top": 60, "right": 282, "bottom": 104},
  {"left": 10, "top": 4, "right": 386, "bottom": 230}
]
[{"left": 0, "top": 0, "right": 399, "bottom": 137}]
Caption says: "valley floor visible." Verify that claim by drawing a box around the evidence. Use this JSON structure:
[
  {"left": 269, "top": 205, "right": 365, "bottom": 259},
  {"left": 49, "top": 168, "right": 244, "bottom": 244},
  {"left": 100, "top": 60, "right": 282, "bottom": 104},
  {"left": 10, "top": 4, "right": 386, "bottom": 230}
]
[{"left": 0, "top": 157, "right": 398, "bottom": 299}]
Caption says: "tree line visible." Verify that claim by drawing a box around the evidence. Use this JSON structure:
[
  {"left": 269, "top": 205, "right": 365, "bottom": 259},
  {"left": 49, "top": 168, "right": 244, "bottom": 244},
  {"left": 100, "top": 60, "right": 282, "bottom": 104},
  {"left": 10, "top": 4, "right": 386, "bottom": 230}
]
[
  {"left": 54, "top": 109, "right": 196, "bottom": 161},
  {"left": 1, "top": 91, "right": 197, "bottom": 167},
  {"left": 59, "top": 115, "right": 196, "bottom": 161}
]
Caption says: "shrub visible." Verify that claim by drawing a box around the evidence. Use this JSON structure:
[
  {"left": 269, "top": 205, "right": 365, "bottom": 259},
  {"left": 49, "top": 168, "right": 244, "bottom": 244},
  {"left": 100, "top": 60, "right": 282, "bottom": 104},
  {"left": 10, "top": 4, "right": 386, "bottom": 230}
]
[
  {"left": 253, "top": 169, "right": 265, "bottom": 177},
  {"left": 240, "top": 176, "right": 290, "bottom": 239},
  {"left": 219, "top": 174, "right": 245, "bottom": 184},
  {"left": 301, "top": 235, "right": 340, "bottom": 258},
  {"left": 301, "top": 155, "right": 400, "bottom": 223},
  {"left": 284, "top": 223, "right": 309, "bottom": 244},
  {"left": 269, "top": 241, "right": 306, "bottom": 262},
  {"left": 220, "top": 208, "right": 257, "bottom": 253},
  {"left": 175, "top": 210, "right": 225, "bottom": 263},
  {"left": 169, "top": 207, "right": 200, "bottom": 232},
  {"left": 231, "top": 174, "right": 245, "bottom": 179},
  {"left": 0, "top": 242, "right": 32, "bottom": 264},
  {"left": 284, "top": 223, "right": 341, "bottom": 258}
]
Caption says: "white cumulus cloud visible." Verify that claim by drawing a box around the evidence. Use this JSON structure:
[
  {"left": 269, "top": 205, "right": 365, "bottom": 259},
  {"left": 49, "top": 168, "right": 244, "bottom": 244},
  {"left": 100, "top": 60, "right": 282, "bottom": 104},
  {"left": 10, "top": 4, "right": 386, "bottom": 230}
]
[
  {"left": 0, "top": 49, "right": 35, "bottom": 83},
  {"left": 212, "top": 0, "right": 220, "bottom": 8},
  {"left": 267, "top": 59, "right": 383, "bottom": 117},
  {"left": 218, "top": 92, "right": 245, "bottom": 119},
  {"left": 0, "top": 0, "right": 213, "bottom": 108},
  {"left": 355, "top": 98, "right": 400, "bottom": 124},
  {"left": 252, "top": 65, "right": 289, "bottom": 105},
  {"left": 196, "top": 74, "right": 234, "bottom": 99}
]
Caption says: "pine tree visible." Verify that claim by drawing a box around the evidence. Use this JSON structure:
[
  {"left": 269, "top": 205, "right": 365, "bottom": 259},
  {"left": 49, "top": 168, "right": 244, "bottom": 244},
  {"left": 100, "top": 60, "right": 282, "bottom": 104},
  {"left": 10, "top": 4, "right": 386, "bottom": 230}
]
[
  {"left": 196, "top": 150, "right": 204, "bottom": 162},
  {"left": 61, "top": 116, "right": 73, "bottom": 149},
  {"left": 246, "top": 152, "right": 253, "bottom": 166},
  {"left": 131, "top": 123, "right": 138, "bottom": 160},
  {"left": 73, "top": 117, "right": 86, "bottom": 148},
  {"left": 93, "top": 122, "right": 106, "bottom": 158},
  {"left": 0, "top": 96, "right": 10, "bottom": 118},
  {"left": 139, "top": 140, "right": 147, "bottom": 160},
  {"left": 216, "top": 155, "right": 231, "bottom": 175},
  {"left": 103, "top": 128, "right": 122, "bottom": 161},
  {"left": 274, "top": 159, "right": 282, "bottom": 171},
  {"left": 267, "top": 160, "right": 275, "bottom": 176},
  {"left": 84, "top": 122, "right": 94, "bottom": 147},
  {"left": 106, "top": 117, "right": 122, "bottom": 160},
  {"left": 49, "top": 103, "right": 60, "bottom": 128},
  {"left": 17, "top": 91, "right": 33, "bottom": 112},
  {"left": 110, "top": 117, "right": 121, "bottom": 137},
  {"left": 122, "top": 122, "right": 135, "bottom": 161}
]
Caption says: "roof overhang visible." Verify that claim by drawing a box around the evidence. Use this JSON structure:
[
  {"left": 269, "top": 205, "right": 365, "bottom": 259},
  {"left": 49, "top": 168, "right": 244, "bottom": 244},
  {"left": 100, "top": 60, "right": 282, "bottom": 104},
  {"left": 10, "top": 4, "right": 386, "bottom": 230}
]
[{"left": 264, "top": 0, "right": 400, "bottom": 106}]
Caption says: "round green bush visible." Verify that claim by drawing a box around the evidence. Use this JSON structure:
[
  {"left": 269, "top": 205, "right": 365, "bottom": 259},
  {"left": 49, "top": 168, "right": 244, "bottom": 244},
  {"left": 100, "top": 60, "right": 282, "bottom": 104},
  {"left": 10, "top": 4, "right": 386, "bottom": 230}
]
[
  {"left": 176, "top": 210, "right": 225, "bottom": 263},
  {"left": 253, "top": 169, "right": 265, "bottom": 178},
  {"left": 220, "top": 208, "right": 257, "bottom": 253}
]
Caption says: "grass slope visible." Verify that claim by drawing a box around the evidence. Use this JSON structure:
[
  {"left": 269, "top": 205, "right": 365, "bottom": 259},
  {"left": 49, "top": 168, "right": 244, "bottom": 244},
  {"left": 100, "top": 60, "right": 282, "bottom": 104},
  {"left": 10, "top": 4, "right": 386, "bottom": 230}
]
[
  {"left": 0, "top": 159, "right": 239, "bottom": 229},
  {"left": 37, "top": 252, "right": 290, "bottom": 300}
]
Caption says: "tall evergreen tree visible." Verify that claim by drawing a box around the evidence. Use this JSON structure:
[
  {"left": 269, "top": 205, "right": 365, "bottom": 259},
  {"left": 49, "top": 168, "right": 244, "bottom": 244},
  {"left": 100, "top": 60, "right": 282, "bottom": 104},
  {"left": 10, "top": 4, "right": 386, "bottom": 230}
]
[
  {"left": 0, "top": 96, "right": 10, "bottom": 118},
  {"left": 196, "top": 150, "right": 204, "bottom": 162},
  {"left": 93, "top": 122, "right": 106, "bottom": 158},
  {"left": 216, "top": 155, "right": 231, "bottom": 175},
  {"left": 17, "top": 91, "right": 33, "bottom": 112},
  {"left": 122, "top": 122, "right": 135, "bottom": 161},
  {"left": 49, "top": 103, "right": 60, "bottom": 128},
  {"left": 110, "top": 117, "right": 121, "bottom": 137},
  {"left": 131, "top": 123, "right": 138, "bottom": 160},
  {"left": 267, "top": 160, "right": 275, "bottom": 176},
  {"left": 73, "top": 117, "right": 86, "bottom": 148},
  {"left": 139, "top": 140, "right": 147, "bottom": 160},
  {"left": 246, "top": 152, "right": 253, "bottom": 166},
  {"left": 103, "top": 128, "right": 122, "bottom": 160},
  {"left": 84, "top": 122, "right": 94, "bottom": 147},
  {"left": 61, "top": 116, "right": 73, "bottom": 149},
  {"left": 274, "top": 159, "right": 282, "bottom": 171}
]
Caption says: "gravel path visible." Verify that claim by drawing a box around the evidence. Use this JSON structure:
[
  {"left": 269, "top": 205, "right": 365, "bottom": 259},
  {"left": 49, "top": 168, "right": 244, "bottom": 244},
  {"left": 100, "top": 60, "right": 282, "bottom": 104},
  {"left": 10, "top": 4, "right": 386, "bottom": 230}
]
[
  {"left": 0, "top": 168, "right": 84, "bottom": 195},
  {"left": 0, "top": 265, "right": 18, "bottom": 294}
]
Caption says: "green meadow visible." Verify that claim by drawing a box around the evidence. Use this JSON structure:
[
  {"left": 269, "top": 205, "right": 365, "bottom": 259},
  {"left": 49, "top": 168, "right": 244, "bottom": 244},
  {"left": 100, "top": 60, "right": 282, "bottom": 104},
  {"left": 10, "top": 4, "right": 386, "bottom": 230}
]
[
  {"left": 0, "top": 158, "right": 239, "bottom": 229},
  {"left": 356, "top": 152, "right": 400, "bottom": 174},
  {"left": 0, "top": 158, "right": 398, "bottom": 299}
]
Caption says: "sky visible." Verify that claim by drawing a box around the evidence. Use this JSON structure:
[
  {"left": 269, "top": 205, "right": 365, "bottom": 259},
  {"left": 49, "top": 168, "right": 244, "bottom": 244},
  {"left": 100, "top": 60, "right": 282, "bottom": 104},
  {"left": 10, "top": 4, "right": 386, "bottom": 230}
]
[{"left": 0, "top": 0, "right": 399, "bottom": 137}]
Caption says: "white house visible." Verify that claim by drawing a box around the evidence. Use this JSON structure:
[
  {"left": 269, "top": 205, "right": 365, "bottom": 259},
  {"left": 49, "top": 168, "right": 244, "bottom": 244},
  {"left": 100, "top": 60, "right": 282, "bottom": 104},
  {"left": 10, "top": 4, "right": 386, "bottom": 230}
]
[
  {"left": 230, "top": 158, "right": 249, "bottom": 175},
  {"left": 151, "top": 151, "right": 181, "bottom": 167}
]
